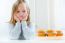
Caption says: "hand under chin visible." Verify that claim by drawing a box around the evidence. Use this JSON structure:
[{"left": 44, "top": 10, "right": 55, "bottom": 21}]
[{"left": 18, "top": 17, "right": 27, "bottom": 22}]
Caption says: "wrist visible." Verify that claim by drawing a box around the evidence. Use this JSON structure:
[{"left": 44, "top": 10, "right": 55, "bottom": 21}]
[{"left": 21, "top": 21, "right": 27, "bottom": 27}]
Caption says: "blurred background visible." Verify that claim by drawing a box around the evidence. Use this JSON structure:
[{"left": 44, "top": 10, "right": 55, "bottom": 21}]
[{"left": 0, "top": 0, "right": 65, "bottom": 36}]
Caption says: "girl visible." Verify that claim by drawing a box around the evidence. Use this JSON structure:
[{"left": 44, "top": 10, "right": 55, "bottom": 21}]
[{"left": 9, "top": 0, "right": 36, "bottom": 40}]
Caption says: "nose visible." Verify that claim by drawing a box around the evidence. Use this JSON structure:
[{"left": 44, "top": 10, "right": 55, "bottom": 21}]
[{"left": 19, "top": 12, "right": 23, "bottom": 16}]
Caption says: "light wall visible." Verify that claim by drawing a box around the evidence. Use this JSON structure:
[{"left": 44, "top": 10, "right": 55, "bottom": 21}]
[
  {"left": 0, "top": 0, "right": 65, "bottom": 30},
  {"left": 35, "top": 0, "right": 49, "bottom": 29}
]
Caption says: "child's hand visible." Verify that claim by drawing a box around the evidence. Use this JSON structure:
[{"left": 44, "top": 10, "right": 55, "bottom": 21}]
[
  {"left": 14, "top": 14, "right": 22, "bottom": 22},
  {"left": 14, "top": 12, "right": 28, "bottom": 22}
]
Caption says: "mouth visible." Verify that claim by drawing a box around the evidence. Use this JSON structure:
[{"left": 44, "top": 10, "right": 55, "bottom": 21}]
[
  {"left": 19, "top": 16, "right": 23, "bottom": 17},
  {"left": 17, "top": 16, "right": 23, "bottom": 20},
  {"left": 17, "top": 15, "right": 26, "bottom": 21}
]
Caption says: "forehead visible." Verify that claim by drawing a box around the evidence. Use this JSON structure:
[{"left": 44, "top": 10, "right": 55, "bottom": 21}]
[{"left": 17, "top": 3, "right": 27, "bottom": 10}]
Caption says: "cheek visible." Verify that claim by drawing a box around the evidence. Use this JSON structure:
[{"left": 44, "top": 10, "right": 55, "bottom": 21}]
[
  {"left": 16, "top": 14, "right": 20, "bottom": 17},
  {"left": 16, "top": 14, "right": 21, "bottom": 18},
  {"left": 14, "top": 14, "right": 20, "bottom": 20},
  {"left": 13, "top": 14, "right": 17, "bottom": 20},
  {"left": 23, "top": 13, "right": 28, "bottom": 18}
]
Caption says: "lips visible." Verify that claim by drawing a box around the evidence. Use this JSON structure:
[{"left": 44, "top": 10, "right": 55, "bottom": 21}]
[
  {"left": 19, "top": 16, "right": 23, "bottom": 20},
  {"left": 17, "top": 15, "right": 26, "bottom": 21},
  {"left": 17, "top": 16, "right": 23, "bottom": 20}
]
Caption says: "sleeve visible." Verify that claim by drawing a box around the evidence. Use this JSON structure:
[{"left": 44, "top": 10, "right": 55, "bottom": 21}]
[
  {"left": 28, "top": 23, "right": 36, "bottom": 40},
  {"left": 21, "top": 21, "right": 36, "bottom": 40},
  {"left": 10, "top": 22, "right": 21, "bottom": 40}
]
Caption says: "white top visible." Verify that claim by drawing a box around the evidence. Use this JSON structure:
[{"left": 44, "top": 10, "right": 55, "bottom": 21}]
[
  {"left": 10, "top": 21, "right": 36, "bottom": 40},
  {"left": 0, "top": 21, "right": 36, "bottom": 40}
]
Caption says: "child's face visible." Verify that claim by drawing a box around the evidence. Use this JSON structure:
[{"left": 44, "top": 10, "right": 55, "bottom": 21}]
[{"left": 14, "top": 3, "right": 28, "bottom": 22}]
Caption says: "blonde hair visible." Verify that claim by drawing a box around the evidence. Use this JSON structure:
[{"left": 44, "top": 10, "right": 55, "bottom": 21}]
[{"left": 10, "top": 0, "right": 30, "bottom": 26}]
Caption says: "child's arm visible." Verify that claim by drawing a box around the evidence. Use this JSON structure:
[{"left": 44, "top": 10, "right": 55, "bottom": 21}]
[
  {"left": 10, "top": 21, "right": 36, "bottom": 40},
  {"left": 21, "top": 21, "right": 36, "bottom": 40},
  {"left": 10, "top": 22, "right": 21, "bottom": 40}
]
